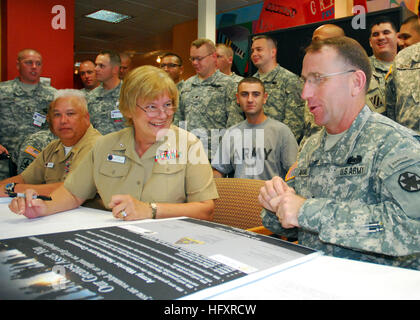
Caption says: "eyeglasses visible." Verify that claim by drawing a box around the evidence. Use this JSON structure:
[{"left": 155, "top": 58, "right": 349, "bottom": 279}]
[
  {"left": 160, "top": 63, "right": 181, "bottom": 68},
  {"left": 189, "top": 53, "right": 212, "bottom": 62},
  {"left": 301, "top": 70, "right": 356, "bottom": 86},
  {"left": 136, "top": 102, "right": 176, "bottom": 117}
]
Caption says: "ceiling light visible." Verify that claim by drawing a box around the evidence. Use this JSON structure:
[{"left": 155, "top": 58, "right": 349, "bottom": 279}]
[{"left": 85, "top": 10, "right": 132, "bottom": 23}]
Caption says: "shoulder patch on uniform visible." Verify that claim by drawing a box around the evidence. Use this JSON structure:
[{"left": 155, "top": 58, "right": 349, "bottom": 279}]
[
  {"left": 24, "top": 145, "right": 41, "bottom": 158},
  {"left": 398, "top": 172, "right": 420, "bottom": 192},
  {"left": 285, "top": 161, "right": 298, "bottom": 182}
]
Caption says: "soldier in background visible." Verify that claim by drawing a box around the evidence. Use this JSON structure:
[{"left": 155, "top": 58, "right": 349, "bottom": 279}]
[
  {"left": 397, "top": 15, "right": 420, "bottom": 50},
  {"left": 0, "top": 48, "right": 56, "bottom": 180},
  {"left": 79, "top": 60, "right": 100, "bottom": 93},
  {"left": 250, "top": 35, "right": 305, "bottom": 143},
  {"left": 119, "top": 52, "right": 132, "bottom": 80},
  {"left": 173, "top": 38, "right": 243, "bottom": 160},
  {"left": 88, "top": 50, "right": 124, "bottom": 135},
  {"left": 311, "top": 24, "right": 345, "bottom": 41},
  {"left": 215, "top": 43, "right": 243, "bottom": 84},
  {"left": 160, "top": 52, "right": 185, "bottom": 91},
  {"left": 260, "top": 37, "right": 420, "bottom": 270},
  {"left": 366, "top": 16, "right": 398, "bottom": 115},
  {"left": 385, "top": 5, "right": 420, "bottom": 134}
]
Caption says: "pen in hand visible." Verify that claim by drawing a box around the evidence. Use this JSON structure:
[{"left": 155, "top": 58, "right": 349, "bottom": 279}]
[{"left": 7, "top": 192, "right": 52, "bottom": 201}]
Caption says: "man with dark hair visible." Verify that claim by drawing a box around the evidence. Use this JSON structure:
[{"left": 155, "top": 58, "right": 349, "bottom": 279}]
[
  {"left": 385, "top": 6, "right": 420, "bottom": 134},
  {"left": 160, "top": 52, "right": 184, "bottom": 90},
  {"left": 260, "top": 36, "right": 420, "bottom": 270},
  {"left": 212, "top": 77, "right": 297, "bottom": 180},
  {"left": 250, "top": 35, "right": 305, "bottom": 143},
  {"left": 366, "top": 16, "right": 398, "bottom": 115},
  {"left": 88, "top": 50, "right": 124, "bottom": 134},
  {"left": 397, "top": 15, "right": 420, "bottom": 50}
]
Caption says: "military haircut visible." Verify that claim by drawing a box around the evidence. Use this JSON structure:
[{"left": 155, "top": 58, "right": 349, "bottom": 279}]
[
  {"left": 191, "top": 38, "right": 216, "bottom": 53},
  {"left": 252, "top": 35, "right": 278, "bottom": 49},
  {"left": 161, "top": 52, "right": 183, "bottom": 66},
  {"left": 402, "top": 15, "right": 420, "bottom": 34},
  {"left": 237, "top": 76, "right": 265, "bottom": 93},
  {"left": 47, "top": 89, "right": 88, "bottom": 125},
  {"left": 305, "top": 36, "right": 372, "bottom": 91},
  {"left": 99, "top": 50, "right": 121, "bottom": 66},
  {"left": 17, "top": 48, "right": 42, "bottom": 61},
  {"left": 119, "top": 65, "right": 178, "bottom": 126},
  {"left": 216, "top": 44, "right": 234, "bottom": 58},
  {"left": 368, "top": 15, "right": 397, "bottom": 34}
]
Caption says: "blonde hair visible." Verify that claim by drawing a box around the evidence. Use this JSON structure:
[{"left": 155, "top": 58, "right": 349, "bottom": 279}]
[
  {"left": 119, "top": 65, "right": 178, "bottom": 126},
  {"left": 191, "top": 38, "right": 216, "bottom": 53}
]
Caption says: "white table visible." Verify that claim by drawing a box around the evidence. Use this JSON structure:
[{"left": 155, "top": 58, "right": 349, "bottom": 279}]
[{"left": 1, "top": 200, "right": 419, "bottom": 300}]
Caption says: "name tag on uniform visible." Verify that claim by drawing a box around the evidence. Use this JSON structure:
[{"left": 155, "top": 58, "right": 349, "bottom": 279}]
[
  {"left": 33, "top": 112, "right": 46, "bottom": 127},
  {"left": 338, "top": 166, "right": 366, "bottom": 177},
  {"left": 107, "top": 154, "right": 125, "bottom": 164},
  {"left": 45, "top": 162, "right": 54, "bottom": 168},
  {"left": 111, "top": 109, "right": 123, "bottom": 119}
]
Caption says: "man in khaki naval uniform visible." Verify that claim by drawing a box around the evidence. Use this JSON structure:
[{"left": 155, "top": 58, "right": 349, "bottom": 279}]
[{"left": 0, "top": 89, "right": 101, "bottom": 197}]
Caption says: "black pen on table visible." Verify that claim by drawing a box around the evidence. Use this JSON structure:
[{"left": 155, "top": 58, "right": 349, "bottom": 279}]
[{"left": 8, "top": 192, "right": 52, "bottom": 201}]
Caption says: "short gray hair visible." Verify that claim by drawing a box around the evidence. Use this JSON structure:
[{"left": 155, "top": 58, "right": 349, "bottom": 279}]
[{"left": 51, "top": 89, "right": 88, "bottom": 113}]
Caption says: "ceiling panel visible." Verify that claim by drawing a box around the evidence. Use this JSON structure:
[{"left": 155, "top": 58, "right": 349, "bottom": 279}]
[{"left": 74, "top": 0, "right": 263, "bottom": 60}]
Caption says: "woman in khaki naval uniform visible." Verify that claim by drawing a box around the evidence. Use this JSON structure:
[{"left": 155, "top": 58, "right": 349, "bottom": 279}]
[{"left": 9, "top": 66, "right": 219, "bottom": 220}]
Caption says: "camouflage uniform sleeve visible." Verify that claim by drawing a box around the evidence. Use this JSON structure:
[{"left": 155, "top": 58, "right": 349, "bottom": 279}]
[
  {"left": 297, "top": 147, "right": 420, "bottom": 257},
  {"left": 385, "top": 64, "right": 396, "bottom": 121},
  {"left": 225, "top": 81, "right": 244, "bottom": 128},
  {"left": 173, "top": 87, "right": 185, "bottom": 126},
  {"left": 261, "top": 208, "right": 299, "bottom": 238},
  {"left": 284, "top": 77, "right": 305, "bottom": 142}
]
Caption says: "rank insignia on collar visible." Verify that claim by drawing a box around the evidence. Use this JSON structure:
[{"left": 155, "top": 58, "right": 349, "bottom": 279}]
[{"left": 398, "top": 172, "right": 420, "bottom": 192}]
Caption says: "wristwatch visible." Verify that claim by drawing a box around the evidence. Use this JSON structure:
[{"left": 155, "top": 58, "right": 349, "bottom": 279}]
[
  {"left": 5, "top": 182, "right": 17, "bottom": 194},
  {"left": 149, "top": 202, "right": 157, "bottom": 219}
]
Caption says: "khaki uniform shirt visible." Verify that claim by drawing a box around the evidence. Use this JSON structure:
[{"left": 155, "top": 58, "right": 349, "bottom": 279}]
[
  {"left": 64, "top": 126, "right": 219, "bottom": 208},
  {"left": 21, "top": 125, "right": 101, "bottom": 184}
]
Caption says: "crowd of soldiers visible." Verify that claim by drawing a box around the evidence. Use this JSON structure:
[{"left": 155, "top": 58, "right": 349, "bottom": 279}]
[{"left": 1, "top": 10, "right": 420, "bottom": 270}]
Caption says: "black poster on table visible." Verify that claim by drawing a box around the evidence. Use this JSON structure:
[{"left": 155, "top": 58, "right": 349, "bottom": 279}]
[{"left": 0, "top": 218, "right": 315, "bottom": 300}]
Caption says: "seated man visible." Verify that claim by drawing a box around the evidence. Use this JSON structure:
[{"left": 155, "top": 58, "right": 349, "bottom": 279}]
[
  {"left": 212, "top": 77, "right": 298, "bottom": 180},
  {"left": 0, "top": 89, "right": 101, "bottom": 197},
  {"left": 259, "top": 37, "right": 420, "bottom": 270}
]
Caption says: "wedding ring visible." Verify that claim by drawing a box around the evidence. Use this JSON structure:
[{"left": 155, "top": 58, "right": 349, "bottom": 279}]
[{"left": 120, "top": 210, "right": 127, "bottom": 218}]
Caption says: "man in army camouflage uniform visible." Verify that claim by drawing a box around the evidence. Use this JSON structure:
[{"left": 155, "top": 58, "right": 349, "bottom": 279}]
[
  {"left": 87, "top": 50, "right": 125, "bottom": 135},
  {"left": 79, "top": 60, "right": 100, "bottom": 93},
  {"left": 366, "top": 16, "right": 398, "bottom": 115},
  {"left": 215, "top": 44, "right": 243, "bottom": 84},
  {"left": 300, "top": 24, "right": 346, "bottom": 148},
  {"left": 0, "top": 49, "right": 56, "bottom": 180},
  {"left": 385, "top": 5, "right": 420, "bottom": 134},
  {"left": 173, "top": 38, "right": 244, "bottom": 160},
  {"left": 260, "top": 37, "right": 420, "bottom": 270},
  {"left": 250, "top": 35, "right": 305, "bottom": 143}
]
